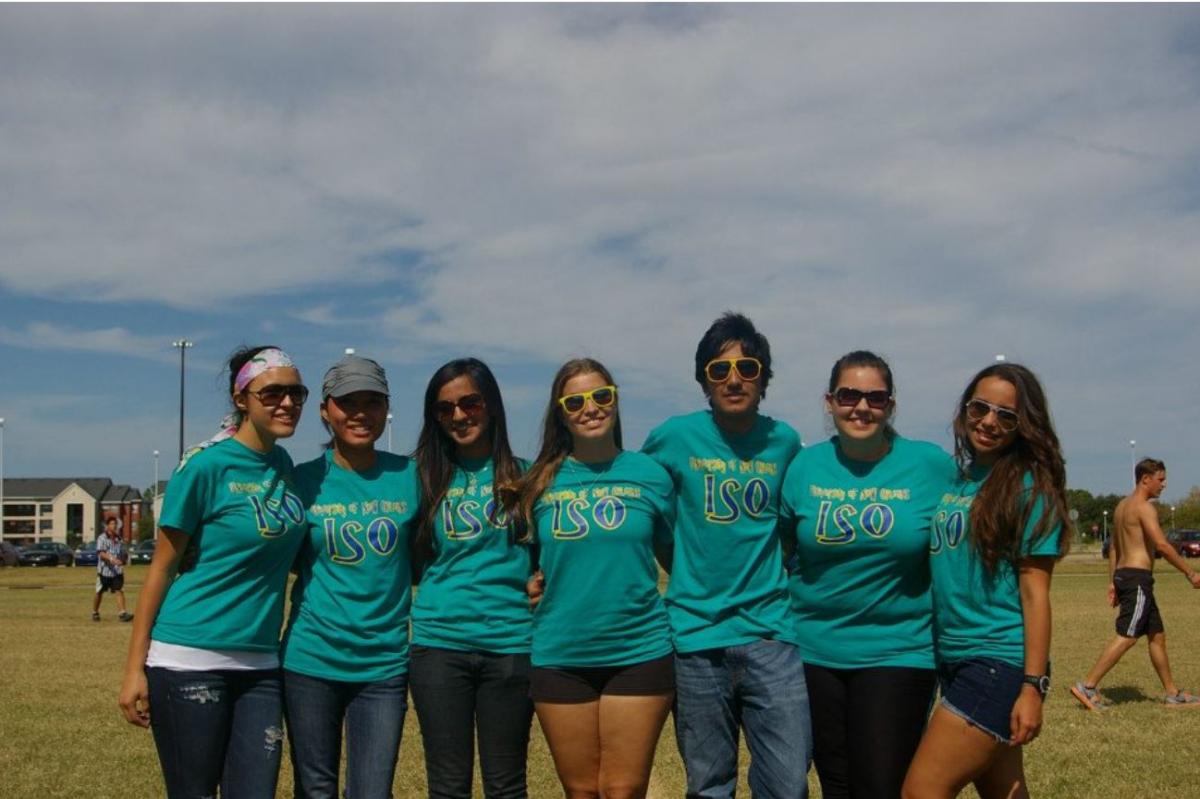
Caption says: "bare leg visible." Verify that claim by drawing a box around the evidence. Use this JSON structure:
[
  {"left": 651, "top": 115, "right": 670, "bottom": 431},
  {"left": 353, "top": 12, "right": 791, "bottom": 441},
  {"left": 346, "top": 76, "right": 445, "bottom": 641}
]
[
  {"left": 1147, "top": 631, "right": 1179, "bottom": 696},
  {"left": 115, "top": 589, "right": 128, "bottom": 614},
  {"left": 536, "top": 700, "right": 601, "bottom": 799},
  {"left": 1082, "top": 635, "right": 1138, "bottom": 687},
  {"left": 92, "top": 589, "right": 103, "bottom": 614},
  {"left": 973, "top": 746, "right": 1028, "bottom": 799},
  {"left": 597, "top": 693, "right": 672, "bottom": 799},
  {"left": 902, "top": 706, "right": 1005, "bottom": 799}
]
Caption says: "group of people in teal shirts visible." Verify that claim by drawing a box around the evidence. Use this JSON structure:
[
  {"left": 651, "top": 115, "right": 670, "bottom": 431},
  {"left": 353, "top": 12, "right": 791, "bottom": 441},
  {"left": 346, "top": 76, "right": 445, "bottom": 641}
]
[{"left": 118, "top": 311, "right": 1071, "bottom": 799}]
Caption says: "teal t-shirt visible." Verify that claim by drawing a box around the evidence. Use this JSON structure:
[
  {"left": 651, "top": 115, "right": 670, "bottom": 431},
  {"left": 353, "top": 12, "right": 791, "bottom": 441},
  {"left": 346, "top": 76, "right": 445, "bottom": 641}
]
[
  {"left": 780, "top": 437, "right": 956, "bottom": 670},
  {"left": 411, "top": 456, "right": 533, "bottom": 654},
  {"left": 929, "top": 468, "right": 1062, "bottom": 667},
  {"left": 642, "top": 410, "right": 800, "bottom": 653},
  {"left": 531, "top": 451, "right": 674, "bottom": 668},
  {"left": 153, "top": 438, "right": 307, "bottom": 652},
  {"left": 282, "top": 450, "right": 420, "bottom": 682}
]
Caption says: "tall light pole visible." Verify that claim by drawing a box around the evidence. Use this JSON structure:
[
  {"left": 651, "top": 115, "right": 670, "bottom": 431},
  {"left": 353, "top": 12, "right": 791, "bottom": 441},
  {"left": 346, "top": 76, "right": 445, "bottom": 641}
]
[
  {"left": 172, "top": 340, "right": 194, "bottom": 462},
  {"left": 1171, "top": 505, "right": 1177, "bottom": 533},
  {"left": 0, "top": 417, "right": 5, "bottom": 539},
  {"left": 1102, "top": 509, "right": 1108, "bottom": 544},
  {"left": 153, "top": 449, "right": 160, "bottom": 504},
  {"left": 386, "top": 413, "right": 394, "bottom": 453}
]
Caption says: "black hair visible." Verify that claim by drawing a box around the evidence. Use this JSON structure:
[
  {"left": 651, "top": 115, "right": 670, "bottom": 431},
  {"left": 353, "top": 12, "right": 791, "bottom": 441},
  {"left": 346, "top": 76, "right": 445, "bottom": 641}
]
[
  {"left": 1135, "top": 458, "right": 1165, "bottom": 483},
  {"left": 693, "top": 311, "right": 774, "bottom": 395},
  {"left": 412, "top": 358, "right": 523, "bottom": 570}
]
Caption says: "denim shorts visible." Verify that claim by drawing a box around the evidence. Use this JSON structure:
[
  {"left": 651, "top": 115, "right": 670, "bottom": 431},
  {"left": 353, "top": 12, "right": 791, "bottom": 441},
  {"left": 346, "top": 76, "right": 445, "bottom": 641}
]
[{"left": 938, "top": 657, "right": 1023, "bottom": 744}]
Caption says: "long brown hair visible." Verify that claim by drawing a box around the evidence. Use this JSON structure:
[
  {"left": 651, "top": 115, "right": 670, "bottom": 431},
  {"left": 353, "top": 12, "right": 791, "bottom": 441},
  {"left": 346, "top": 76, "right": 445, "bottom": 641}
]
[
  {"left": 952, "top": 363, "right": 1071, "bottom": 574},
  {"left": 503, "top": 358, "right": 622, "bottom": 539},
  {"left": 412, "top": 359, "right": 523, "bottom": 570}
]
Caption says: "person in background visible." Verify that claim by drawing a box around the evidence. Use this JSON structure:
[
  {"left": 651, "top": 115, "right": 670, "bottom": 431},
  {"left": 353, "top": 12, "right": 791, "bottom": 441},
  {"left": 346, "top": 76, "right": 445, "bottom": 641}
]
[
  {"left": 94, "top": 517, "right": 133, "bottom": 622},
  {"left": 1070, "top": 457, "right": 1200, "bottom": 711}
]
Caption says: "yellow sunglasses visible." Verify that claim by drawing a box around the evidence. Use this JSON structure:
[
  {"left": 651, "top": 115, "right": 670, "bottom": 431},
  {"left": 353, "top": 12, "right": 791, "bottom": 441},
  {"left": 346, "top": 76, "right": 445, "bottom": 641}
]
[
  {"left": 704, "top": 357, "right": 763, "bottom": 383},
  {"left": 558, "top": 385, "right": 618, "bottom": 414}
]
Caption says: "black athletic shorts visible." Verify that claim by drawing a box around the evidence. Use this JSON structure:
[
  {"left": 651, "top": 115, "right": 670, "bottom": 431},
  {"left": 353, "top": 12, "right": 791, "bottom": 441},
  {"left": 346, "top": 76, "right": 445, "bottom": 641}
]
[
  {"left": 529, "top": 653, "right": 675, "bottom": 703},
  {"left": 1114, "top": 567, "right": 1163, "bottom": 637},
  {"left": 96, "top": 574, "right": 125, "bottom": 593}
]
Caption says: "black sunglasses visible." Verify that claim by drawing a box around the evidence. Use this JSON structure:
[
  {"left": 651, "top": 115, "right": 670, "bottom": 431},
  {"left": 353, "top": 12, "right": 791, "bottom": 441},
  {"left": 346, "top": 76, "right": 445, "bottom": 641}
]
[{"left": 831, "top": 388, "right": 892, "bottom": 410}]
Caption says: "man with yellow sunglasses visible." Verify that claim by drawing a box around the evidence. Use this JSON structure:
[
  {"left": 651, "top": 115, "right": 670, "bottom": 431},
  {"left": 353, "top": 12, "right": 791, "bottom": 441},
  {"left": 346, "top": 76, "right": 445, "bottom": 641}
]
[{"left": 642, "top": 312, "right": 810, "bottom": 798}]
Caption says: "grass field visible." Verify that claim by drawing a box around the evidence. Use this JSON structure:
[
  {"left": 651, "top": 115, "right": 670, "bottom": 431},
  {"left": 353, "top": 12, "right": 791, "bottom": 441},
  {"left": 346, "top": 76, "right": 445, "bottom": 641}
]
[{"left": 2, "top": 556, "right": 1199, "bottom": 798}]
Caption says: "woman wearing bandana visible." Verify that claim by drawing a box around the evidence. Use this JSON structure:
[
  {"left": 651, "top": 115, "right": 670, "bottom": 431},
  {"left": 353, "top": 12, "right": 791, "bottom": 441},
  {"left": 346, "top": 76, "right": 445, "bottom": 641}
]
[{"left": 118, "top": 345, "right": 310, "bottom": 799}]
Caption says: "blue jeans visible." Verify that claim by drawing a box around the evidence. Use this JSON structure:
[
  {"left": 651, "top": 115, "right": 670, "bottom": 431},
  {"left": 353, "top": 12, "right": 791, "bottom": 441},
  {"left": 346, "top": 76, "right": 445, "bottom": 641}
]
[
  {"left": 409, "top": 645, "right": 533, "bottom": 798},
  {"left": 283, "top": 669, "right": 408, "bottom": 799},
  {"left": 674, "top": 640, "right": 812, "bottom": 799},
  {"left": 146, "top": 667, "right": 285, "bottom": 799}
]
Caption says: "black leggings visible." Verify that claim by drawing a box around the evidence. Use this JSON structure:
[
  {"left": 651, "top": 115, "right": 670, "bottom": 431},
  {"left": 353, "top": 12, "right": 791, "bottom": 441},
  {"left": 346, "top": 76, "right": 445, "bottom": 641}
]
[{"left": 804, "top": 662, "right": 937, "bottom": 799}]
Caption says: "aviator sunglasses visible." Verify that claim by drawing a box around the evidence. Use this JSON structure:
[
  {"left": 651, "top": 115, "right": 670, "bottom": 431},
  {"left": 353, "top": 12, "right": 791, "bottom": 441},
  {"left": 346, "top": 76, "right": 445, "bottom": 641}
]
[
  {"left": 704, "top": 357, "right": 763, "bottom": 383},
  {"left": 831, "top": 387, "right": 892, "bottom": 410},
  {"left": 558, "top": 385, "right": 617, "bottom": 414},
  {"left": 435, "top": 393, "right": 486, "bottom": 421},
  {"left": 964, "top": 398, "right": 1020, "bottom": 432},
  {"left": 247, "top": 384, "right": 310, "bottom": 406}
]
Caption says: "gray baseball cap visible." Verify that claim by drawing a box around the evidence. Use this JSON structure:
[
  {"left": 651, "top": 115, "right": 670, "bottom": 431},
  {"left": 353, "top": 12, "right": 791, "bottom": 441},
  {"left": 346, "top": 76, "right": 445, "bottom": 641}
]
[{"left": 322, "top": 355, "right": 389, "bottom": 400}]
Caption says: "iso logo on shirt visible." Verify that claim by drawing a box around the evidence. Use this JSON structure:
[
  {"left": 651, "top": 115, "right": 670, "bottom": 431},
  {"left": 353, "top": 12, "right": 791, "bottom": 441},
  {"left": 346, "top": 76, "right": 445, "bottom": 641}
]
[
  {"left": 550, "top": 496, "right": 628, "bottom": 540},
  {"left": 248, "top": 491, "right": 305, "bottom": 538}
]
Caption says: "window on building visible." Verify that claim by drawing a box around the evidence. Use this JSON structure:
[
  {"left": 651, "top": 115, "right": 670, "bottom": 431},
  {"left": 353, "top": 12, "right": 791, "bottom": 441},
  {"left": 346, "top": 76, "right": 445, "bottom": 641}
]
[
  {"left": 7, "top": 504, "right": 36, "bottom": 517},
  {"left": 3, "top": 520, "right": 36, "bottom": 536},
  {"left": 39, "top": 504, "right": 53, "bottom": 515},
  {"left": 39, "top": 520, "right": 54, "bottom": 532}
]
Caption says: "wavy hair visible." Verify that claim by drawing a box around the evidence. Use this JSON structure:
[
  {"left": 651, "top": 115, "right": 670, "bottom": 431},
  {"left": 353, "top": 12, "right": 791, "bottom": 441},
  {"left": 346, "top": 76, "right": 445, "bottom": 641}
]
[{"left": 952, "top": 363, "right": 1071, "bottom": 573}]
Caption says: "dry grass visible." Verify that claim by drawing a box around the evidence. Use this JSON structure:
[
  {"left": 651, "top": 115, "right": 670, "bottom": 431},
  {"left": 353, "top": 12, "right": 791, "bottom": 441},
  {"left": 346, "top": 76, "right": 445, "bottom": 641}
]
[{"left": 2, "top": 555, "right": 1198, "bottom": 797}]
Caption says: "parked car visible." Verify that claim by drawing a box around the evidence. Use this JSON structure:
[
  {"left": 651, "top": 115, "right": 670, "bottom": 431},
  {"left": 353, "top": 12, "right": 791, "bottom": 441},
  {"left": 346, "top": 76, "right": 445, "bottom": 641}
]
[
  {"left": 18, "top": 541, "right": 74, "bottom": 567},
  {"left": 1169, "top": 529, "right": 1200, "bottom": 558},
  {"left": 130, "top": 539, "right": 156, "bottom": 565},
  {"left": 0, "top": 541, "right": 21, "bottom": 567},
  {"left": 73, "top": 540, "right": 99, "bottom": 568}
]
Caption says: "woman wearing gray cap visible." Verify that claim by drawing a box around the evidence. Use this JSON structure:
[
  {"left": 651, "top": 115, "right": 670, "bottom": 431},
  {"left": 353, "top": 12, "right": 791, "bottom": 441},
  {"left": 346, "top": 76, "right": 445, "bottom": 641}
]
[
  {"left": 409, "top": 358, "right": 534, "bottom": 799},
  {"left": 281, "top": 355, "right": 421, "bottom": 799}
]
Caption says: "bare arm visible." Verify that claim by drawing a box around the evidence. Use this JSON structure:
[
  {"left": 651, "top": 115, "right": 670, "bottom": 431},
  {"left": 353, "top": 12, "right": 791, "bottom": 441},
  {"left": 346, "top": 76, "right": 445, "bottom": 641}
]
[
  {"left": 1106, "top": 524, "right": 1119, "bottom": 607},
  {"left": 117, "top": 528, "right": 188, "bottom": 727},
  {"left": 1011, "top": 556, "right": 1054, "bottom": 746},
  {"left": 1140, "top": 505, "right": 1200, "bottom": 587}
]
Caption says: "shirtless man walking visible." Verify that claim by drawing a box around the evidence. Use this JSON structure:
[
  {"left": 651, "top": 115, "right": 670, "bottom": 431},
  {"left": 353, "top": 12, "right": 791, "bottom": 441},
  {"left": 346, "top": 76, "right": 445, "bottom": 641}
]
[{"left": 1071, "top": 458, "right": 1200, "bottom": 709}]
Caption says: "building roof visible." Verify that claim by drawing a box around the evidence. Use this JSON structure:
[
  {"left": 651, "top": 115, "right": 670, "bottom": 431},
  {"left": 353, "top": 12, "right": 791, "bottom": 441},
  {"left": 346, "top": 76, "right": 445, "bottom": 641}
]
[
  {"left": 101, "top": 484, "right": 143, "bottom": 503},
  {"left": 2, "top": 478, "right": 119, "bottom": 502}
]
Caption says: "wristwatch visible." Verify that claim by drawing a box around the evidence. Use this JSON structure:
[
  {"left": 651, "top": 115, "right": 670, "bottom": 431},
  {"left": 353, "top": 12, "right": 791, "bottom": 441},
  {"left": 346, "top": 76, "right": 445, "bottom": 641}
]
[{"left": 1023, "top": 674, "right": 1051, "bottom": 698}]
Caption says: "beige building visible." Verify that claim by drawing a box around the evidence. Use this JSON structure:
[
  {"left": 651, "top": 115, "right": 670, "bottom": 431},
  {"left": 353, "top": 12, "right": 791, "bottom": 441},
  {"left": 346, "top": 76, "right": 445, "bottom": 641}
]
[{"left": 1, "top": 478, "right": 143, "bottom": 545}]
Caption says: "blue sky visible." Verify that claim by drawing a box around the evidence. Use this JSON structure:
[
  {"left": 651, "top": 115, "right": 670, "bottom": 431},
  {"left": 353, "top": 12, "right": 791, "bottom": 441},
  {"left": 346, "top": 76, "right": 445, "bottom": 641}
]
[{"left": 1, "top": 5, "right": 1198, "bottom": 500}]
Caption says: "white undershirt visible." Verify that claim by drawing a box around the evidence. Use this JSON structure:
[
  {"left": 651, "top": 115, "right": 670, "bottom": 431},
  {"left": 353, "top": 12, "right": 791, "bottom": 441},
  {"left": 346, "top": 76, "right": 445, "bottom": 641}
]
[{"left": 146, "top": 639, "right": 279, "bottom": 671}]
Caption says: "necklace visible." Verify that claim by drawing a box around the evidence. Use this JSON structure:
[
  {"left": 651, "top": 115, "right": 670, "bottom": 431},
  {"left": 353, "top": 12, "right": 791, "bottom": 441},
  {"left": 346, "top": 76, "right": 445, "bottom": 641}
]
[
  {"left": 464, "top": 461, "right": 492, "bottom": 496},
  {"left": 567, "top": 452, "right": 619, "bottom": 500}
]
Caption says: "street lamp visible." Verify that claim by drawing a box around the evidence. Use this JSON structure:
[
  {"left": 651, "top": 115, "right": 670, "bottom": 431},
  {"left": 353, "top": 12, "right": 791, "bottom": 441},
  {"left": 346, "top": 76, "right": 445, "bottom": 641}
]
[
  {"left": 1171, "top": 505, "right": 1176, "bottom": 533},
  {"left": 0, "top": 417, "right": 5, "bottom": 539},
  {"left": 172, "top": 339, "right": 194, "bottom": 462},
  {"left": 1103, "top": 510, "right": 1109, "bottom": 544},
  {"left": 386, "top": 413, "right": 394, "bottom": 453},
  {"left": 153, "top": 449, "right": 160, "bottom": 503},
  {"left": 1129, "top": 440, "right": 1136, "bottom": 480}
]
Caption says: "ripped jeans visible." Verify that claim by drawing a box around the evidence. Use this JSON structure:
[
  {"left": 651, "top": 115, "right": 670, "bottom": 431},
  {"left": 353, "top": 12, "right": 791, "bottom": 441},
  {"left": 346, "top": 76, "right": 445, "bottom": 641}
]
[{"left": 146, "top": 667, "right": 285, "bottom": 799}]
